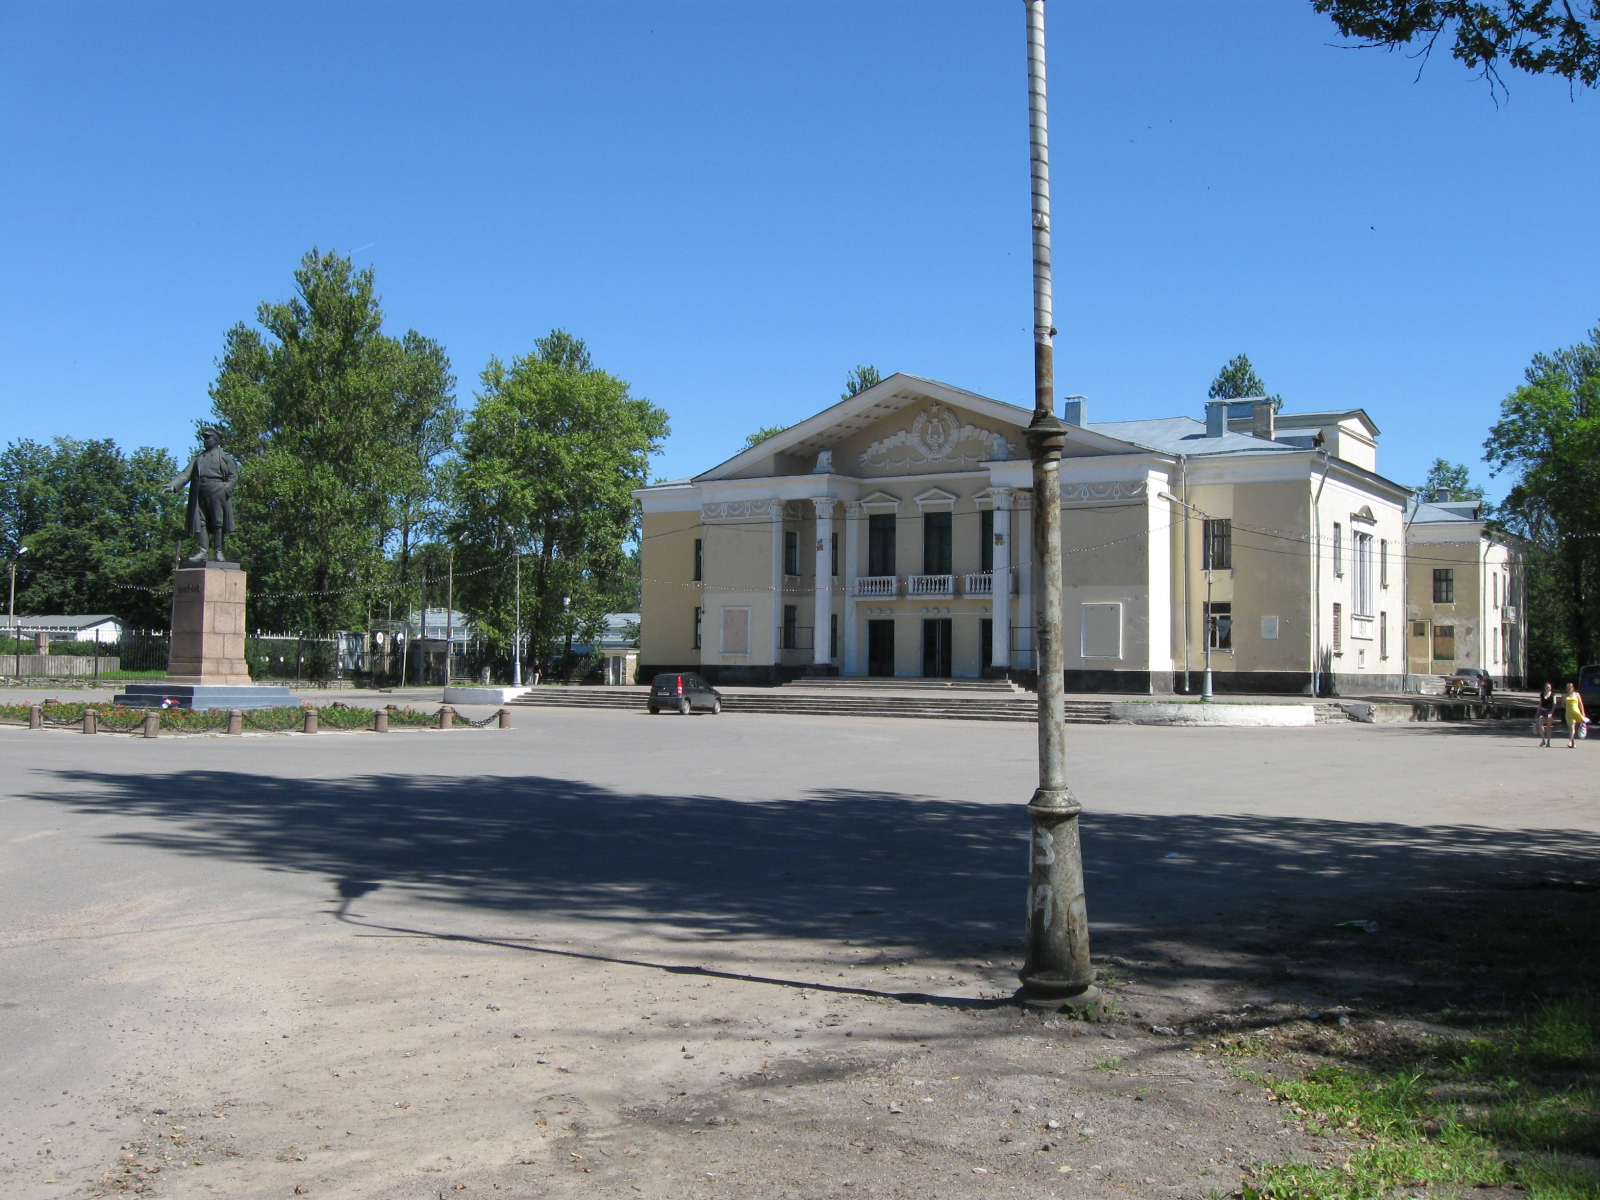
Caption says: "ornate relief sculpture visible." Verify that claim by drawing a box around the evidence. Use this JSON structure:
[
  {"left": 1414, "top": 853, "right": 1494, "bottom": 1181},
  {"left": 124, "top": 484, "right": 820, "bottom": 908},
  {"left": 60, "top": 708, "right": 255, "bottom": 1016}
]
[{"left": 858, "top": 404, "right": 1015, "bottom": 469}]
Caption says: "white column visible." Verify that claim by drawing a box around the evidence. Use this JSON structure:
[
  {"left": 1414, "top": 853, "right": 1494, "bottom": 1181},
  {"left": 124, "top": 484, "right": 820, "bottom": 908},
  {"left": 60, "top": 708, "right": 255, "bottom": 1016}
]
[
  {"left": 771, "top": 501, "right": 785, "bottom": 670},
  {"left": 843, "top": 501, "right": 862, "bottom": 675},
  {"left": 990, "top": 487, "right": 1013, "bottom": 670},
  {"left": 1015, "top": 491, "right": 1034, "bottom": 671},
  {"left": 812, "top": 499, "right": 836, "bottom": 667}
]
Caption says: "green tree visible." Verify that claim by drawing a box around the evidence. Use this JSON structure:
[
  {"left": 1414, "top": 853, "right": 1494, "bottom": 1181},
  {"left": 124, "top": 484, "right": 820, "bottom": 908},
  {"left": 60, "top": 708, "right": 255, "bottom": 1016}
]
[
  {"left": 842, "top": 364, "right": 882, "bottom": 399},
  {"left": 209, "top": 249, "right": 457, "bottom": 632},
  {"left": 1207, "top": 354, "right": 1283, "bottom": 410},
  {"left": 1483, "top": 321, "right": 1600, "bottom": 677},
  {"left": 1417, "top": 458, "right": 1488, "bottom": 505},
  {"left": 0, "top": 437, "right": 184, "bottom": 628},
  {"left": 451, "top": 330, "right": 668, "bottom": 668},
  {"left": 1313, "top": 1, "right": 1600, "bottom": 91},
  {"left": 743, "top": 424, "right": 791, "bottom": 449}
]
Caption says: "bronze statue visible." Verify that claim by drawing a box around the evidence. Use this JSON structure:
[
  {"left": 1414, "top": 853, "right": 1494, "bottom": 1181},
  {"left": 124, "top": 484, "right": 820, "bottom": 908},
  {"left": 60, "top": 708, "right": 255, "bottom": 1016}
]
[{"left": 165, "top": 428, "right": 239, "bottom": 564}]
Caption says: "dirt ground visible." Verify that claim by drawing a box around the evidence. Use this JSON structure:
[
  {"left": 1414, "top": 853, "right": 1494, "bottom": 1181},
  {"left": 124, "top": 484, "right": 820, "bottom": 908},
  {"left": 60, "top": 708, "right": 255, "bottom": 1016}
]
[{"left": 2, "top": 706, "right": 1596, "bottom": 1200}]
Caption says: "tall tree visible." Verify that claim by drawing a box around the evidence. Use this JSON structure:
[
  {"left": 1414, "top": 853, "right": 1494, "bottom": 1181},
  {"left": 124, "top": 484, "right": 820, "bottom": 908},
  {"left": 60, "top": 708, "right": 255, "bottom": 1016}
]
[
  {"left": 209, "top": 249, "right": 456, "bottom": 631},
  {"left": 842, "top": 364, "right": 882, "bottom": 400},
  {"left": 1417, "top": 458, "right": 1488, "bottom": 504},
  {"left": 1313, "top": 1, "right": 1600, "bottom": 91},
  {"left": 1207, "top": 354, "right": 1283, "bottom": 410},
  {"left": 451, "top": 331, "right": 668, "bottom": 663},
  {"left": 1484, "top": 322, "right": 1600, "bottom": 678},
  {"left": 0, "top": 437, "right": 184, "bottom": 628}
]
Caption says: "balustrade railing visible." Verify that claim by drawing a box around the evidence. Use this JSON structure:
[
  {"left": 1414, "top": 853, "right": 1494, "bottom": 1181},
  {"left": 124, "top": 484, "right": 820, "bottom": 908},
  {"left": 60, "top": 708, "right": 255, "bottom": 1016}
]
[
  {"left": 854, "top": 576, "right": 899, "bottom": 598},
  {"left": 907, "top": 574, "right": 955, "bottom": 597},
  {"left": 964, "top": 572, "right": 993, "bottom": 596}
]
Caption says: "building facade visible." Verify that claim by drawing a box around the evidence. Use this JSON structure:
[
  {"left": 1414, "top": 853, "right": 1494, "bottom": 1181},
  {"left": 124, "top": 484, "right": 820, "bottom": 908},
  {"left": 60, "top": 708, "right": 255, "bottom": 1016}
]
[
  {"left": 636, "top": 374, "right": 1412, "bottom": 694},
  {"left": 1404, "top": 496, "right": 1526, "bottom": 687}
]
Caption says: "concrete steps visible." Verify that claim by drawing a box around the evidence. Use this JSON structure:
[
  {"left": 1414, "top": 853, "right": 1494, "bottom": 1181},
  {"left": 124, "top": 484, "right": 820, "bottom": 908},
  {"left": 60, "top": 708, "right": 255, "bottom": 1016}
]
[{"left": 510, "top": 687, "right": 1110, "bottom": 724}]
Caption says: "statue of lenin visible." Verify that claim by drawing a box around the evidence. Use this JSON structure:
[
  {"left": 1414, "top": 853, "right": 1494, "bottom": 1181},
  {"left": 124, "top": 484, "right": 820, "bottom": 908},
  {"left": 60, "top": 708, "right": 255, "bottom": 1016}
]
[{"left": 165, "top": 428, "right": 240, "bottom": 564}]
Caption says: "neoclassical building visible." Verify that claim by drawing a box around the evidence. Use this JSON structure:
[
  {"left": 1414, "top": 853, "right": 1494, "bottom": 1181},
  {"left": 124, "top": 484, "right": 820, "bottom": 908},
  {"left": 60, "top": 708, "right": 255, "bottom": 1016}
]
[{"left": 636, "top": 373, "right": 1411, "bottom": 693}]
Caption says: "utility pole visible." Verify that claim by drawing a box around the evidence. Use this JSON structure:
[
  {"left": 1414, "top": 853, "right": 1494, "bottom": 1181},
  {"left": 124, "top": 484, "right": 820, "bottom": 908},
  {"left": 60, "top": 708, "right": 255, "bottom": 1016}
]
[
  {"left": 1018, "top": 0, "right": 1098, "bottom": 1011},
  {"left": 507, "top": 525, "right": 524, "bottom": 687},
  {"left": 445, "top": 547, "right": 455, "bottom": 687},
  {"left": 8, "top": 547, "right": 24, "bottom": 680}
]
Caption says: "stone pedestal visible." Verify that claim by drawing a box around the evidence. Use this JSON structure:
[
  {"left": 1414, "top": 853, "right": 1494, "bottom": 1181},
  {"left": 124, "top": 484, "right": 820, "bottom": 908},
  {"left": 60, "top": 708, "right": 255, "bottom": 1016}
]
[
  {"left": 168, "top": 563, "right": 250, "bottom": 684},
  {"left": 113, "top": 563, "right": 293, "bottom": 711}
]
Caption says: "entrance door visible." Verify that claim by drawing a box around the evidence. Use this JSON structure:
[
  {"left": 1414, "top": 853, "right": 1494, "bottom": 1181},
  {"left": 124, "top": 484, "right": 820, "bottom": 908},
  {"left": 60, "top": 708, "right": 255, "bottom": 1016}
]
[
  {"left": 867, "top": 620, "right": 895, "bottom": 677},
  {"left": 981, "top": 618, "right": 994, "bottom": 672},
  {"left": 922, "top": 618, "right": 952, "bottom": 678}
]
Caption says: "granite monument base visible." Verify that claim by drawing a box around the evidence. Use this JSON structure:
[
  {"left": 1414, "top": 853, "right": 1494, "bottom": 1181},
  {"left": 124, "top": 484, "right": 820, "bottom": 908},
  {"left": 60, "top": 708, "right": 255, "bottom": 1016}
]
[{"left": 112, "top": 683, "right": 295, "bottom": 711}]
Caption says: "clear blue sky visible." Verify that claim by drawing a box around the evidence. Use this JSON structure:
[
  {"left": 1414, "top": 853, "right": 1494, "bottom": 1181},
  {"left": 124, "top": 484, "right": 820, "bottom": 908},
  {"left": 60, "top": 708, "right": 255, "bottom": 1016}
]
[{"left": 3, "top": 1, "right": 1596, "bottom": 499}]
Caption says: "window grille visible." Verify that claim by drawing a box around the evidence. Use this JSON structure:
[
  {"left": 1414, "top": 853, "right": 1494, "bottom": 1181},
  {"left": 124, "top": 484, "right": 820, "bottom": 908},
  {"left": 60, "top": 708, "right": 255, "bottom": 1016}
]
[
  {"left": 1205, "top": 601, "right": 1232, "bottom": 651},
  {"left": 1332, "top": 523, "right": 1343, "bottom": 576},
  {"left": 1433, "top": 568, "right": 1454, "bottom": 604},
  {"left": 1332, "top": 602, "right": 1342, "bottom": 655},
  {"left": 783, "top": 530, "right": 800, "bottom": 577},
  {"left": 1201, "top": 519, "right": 1232, "bottom": 570}
]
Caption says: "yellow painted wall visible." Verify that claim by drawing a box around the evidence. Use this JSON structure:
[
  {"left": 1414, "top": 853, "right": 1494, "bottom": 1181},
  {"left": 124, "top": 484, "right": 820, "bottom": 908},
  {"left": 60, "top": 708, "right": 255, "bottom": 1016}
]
[{"left": 639, "top": 511, "right": 703, "bottom": 665}]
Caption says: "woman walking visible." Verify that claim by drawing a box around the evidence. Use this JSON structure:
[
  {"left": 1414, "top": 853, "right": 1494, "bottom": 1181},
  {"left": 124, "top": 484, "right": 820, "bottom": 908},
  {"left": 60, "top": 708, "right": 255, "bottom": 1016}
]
[
  {"left": 1565, "top": 682, "right": 1588, "bottom": 748},
  {"left": 1537, "top": 682, "right": 1558, "bottom": 747}
]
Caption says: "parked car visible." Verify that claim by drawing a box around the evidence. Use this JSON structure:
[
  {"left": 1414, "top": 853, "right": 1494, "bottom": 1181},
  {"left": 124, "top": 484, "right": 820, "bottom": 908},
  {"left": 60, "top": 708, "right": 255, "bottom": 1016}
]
[
  {"left": 1578, "top": 664, "right": 1600, "bottom": 717},
  {"left": 648, "top": 672, "right": 722, "bottom": 715},
  {"left": 1443, "top": 667, "right": 1494, "bottom": 700}
]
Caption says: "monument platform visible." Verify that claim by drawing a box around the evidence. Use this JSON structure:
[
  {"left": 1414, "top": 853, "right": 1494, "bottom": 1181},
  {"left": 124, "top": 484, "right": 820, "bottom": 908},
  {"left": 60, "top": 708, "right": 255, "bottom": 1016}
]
[
  {"left": 112, "top": 682, "right": 294, "bottom": 711},
  {"left": 112, "top": 561, "right": 292, "bottom": 710}
]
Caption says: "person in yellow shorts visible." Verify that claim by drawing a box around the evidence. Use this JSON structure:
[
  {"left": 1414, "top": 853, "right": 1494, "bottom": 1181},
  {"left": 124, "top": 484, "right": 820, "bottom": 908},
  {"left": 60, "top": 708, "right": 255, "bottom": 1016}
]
[{"left": 1564, "top": 682, "right": 1588, "bottom": 748}]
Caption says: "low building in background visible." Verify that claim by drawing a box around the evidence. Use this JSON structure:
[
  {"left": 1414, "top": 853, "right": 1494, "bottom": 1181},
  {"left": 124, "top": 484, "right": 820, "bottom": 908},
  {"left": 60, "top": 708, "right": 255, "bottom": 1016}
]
[
  {"left": 3, "top": 614, "right": 125, "bottom": 648},
  {"left": 635, "top": 373, "right": 1413, "bottom": 694},
  {"left": 1404, "top": 495, "right": 1525, "bottom": 687}
]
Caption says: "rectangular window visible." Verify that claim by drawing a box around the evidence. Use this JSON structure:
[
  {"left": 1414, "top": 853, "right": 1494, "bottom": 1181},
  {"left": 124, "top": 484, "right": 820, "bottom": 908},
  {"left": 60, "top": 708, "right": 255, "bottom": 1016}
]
[
  {"left": 1081, "top": 602, "right": 1123, "bottom": 659},
  {"left": 829, "top": 613, "right": 838, "bottom": 659},
  {"left": 1261, "top": 615, "right": 1280, "bottom": 640},
  {"left": 783, "top": 530, "right": 799, "bottom": 577},
  {"left": 719, "top": 607, "right": 750, "bottom": 655},
  {"left": 1354, "top": 532, "right": 1374, "bottom": 616},
  {"left": 693, "top": 537, "right": 703, "bottom": 583},
  {"left": 1433, "top": 624, "right": 1455, "bottom": 661},
  {"left": 1433, "top": 568, "right": 1455, "bottom": 604},
  {"left": 1202, "top": 518, "right": 1232, "bottom": 570},
  {"left": 923, "top": 510, "right": 953, "bottom": 575},
  {"left": 1205, "top": 601, "right": 1232, "bottom": 651},
  {"left": 1332, "top": 602, "right": 1342, "bottom": 655},
  {"left": 830, "top": 531, "right": 839, "bottom": 578},
  {"left": 782, "top": 604, "right": 798, "bottom": 651},
  {"left": 1332, "top": 523, "right": 1343, "bottom": 576},
  {"left": 1379, "top": 612, "right": 1388, "bottom": 660},
  {"left": 980, "top": 508, "right": 995, "bottom": 572},
  {"left": 1380, "top": 539, "right": 1388, "bottom": 588},
  {"left": 1494, "top": 573, "right": 1500, "bottom": 607},
  {"left": 868, "top": 513, "right": 896, "bottom": 576},
  {"left": 693, "top": 606, "right": 702, "bottom": 650}
]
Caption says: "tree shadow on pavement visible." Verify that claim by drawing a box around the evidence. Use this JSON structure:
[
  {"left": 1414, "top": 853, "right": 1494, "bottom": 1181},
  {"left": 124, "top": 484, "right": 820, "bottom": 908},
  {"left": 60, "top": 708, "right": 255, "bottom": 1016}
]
[{"left": 26, "top": 770, "right": 1600, "bottom": 975}]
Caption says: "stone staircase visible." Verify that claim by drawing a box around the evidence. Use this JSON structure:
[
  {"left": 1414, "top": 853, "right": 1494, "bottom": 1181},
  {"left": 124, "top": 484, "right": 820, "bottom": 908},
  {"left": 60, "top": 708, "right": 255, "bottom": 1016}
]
[{"left": 511, "top": 682, "right": 1111, "bottom": 724}]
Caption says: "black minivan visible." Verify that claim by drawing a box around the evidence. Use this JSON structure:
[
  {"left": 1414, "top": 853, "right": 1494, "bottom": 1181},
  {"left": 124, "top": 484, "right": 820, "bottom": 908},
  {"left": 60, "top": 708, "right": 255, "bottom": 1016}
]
[{"left": 648, "top": 672, "right": 722, "bottom": 715}]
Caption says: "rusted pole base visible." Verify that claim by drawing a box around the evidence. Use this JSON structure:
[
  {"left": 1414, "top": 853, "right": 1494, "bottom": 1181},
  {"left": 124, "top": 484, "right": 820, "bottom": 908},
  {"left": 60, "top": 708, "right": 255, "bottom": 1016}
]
[{"left": 227, "top": 709, "right": 243, "bottom": 735}]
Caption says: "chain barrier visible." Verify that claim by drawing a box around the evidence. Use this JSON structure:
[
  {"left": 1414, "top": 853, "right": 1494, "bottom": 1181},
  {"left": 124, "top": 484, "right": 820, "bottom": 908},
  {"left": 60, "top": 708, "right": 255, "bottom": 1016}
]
[{"left": 457, "top": 709, "right": 505, "bottom": 729}]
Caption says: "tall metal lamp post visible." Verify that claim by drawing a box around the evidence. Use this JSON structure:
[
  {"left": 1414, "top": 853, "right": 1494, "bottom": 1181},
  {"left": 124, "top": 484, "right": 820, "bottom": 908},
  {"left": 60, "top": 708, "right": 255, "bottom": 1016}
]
[
  {"left": 8, "top": 546, "right": 25, "bottom": 680},
  {"left": 506, "top": 525, "right": 524, "bottom": 687},
  {"left": 1018, "top": 0, "right": 1099, "bottom": 1010}
]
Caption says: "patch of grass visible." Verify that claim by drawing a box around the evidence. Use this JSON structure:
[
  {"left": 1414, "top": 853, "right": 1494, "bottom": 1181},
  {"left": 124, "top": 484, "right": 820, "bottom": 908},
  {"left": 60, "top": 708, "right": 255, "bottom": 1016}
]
[
  {"left": 1246, "top": 998, "right": 1600, "bottom": 1200},
  {"left": 1091, "top": 1056, "right": 1123, "bottom": 1072}
]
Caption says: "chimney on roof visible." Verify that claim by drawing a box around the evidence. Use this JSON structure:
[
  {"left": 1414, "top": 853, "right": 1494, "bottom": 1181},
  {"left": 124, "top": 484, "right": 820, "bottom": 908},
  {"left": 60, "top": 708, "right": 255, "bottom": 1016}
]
[
  {"left": 1204, "top": 400, "right": 1228, "bottom": 438},
  {"left": 1251, "top": 399, "right": 1275, "bottom": 441},
  {"left": 1062, "top": 395, "right": 1087, "bottom": 426}
]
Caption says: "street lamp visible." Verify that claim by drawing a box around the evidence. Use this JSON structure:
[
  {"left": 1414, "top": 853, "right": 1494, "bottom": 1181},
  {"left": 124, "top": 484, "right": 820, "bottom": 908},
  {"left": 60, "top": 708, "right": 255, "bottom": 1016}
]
[
  {"left": 1017, "top": 0, "right": 1098, "bottom": 1012},
  {"left": 505, "top": 524, "right": 524, "bottom": 687},
  {"left": 1159, "top": 491, "right": 1214, "bottom": 701},
  {"left": 8, "top": 546, "right": 25, "bottom": 680}
]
